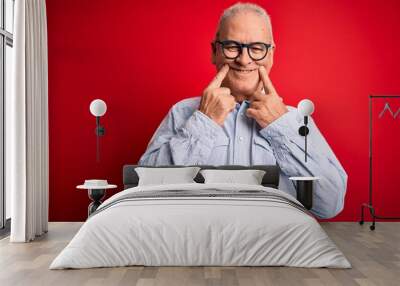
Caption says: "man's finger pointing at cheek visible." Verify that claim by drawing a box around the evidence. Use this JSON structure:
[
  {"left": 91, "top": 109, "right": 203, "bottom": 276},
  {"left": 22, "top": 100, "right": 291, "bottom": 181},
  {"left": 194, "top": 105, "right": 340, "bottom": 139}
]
[
  {"left": 207, "top": 64, "right": 230, "bottom": 90},
  {"left": 258, "top": 66, "right": 277, "bottom": 95}
]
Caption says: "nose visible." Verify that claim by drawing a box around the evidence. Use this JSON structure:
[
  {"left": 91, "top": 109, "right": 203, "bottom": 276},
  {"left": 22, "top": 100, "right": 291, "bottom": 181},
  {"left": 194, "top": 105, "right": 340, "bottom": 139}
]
[{"left": 235, "top": 47, "right": 253, "bottom": 66}]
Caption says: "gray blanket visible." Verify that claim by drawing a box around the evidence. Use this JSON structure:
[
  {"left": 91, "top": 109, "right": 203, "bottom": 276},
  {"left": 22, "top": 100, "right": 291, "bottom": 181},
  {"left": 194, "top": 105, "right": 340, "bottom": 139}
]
[{"left": 91, "top": 189, "right": 310, "bottom": 218}]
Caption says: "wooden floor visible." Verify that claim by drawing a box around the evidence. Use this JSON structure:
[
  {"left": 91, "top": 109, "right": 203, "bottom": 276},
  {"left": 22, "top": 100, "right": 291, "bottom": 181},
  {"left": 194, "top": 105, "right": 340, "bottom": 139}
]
[{"left": 0, "top": 222, "right": 399, "bottom": 286}]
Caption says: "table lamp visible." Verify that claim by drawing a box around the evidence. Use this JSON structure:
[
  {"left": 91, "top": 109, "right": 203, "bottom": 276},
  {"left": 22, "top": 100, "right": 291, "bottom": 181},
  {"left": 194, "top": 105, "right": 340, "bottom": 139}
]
[{"left": 89, "top": 99, "right": 107, "bottom": 162}]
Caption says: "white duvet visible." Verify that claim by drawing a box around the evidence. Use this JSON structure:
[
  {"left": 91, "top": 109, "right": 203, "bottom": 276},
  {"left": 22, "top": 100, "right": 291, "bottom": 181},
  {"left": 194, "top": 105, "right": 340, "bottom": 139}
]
[{"left": 50, "top": 183, "right": 350, "bottom": 269}]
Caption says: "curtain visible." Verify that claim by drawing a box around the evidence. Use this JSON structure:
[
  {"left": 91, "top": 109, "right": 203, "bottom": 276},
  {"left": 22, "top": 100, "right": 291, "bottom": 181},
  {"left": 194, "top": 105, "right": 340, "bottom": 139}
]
[{"left": 7, "top": 0, "right": 49, "bottom": 242}]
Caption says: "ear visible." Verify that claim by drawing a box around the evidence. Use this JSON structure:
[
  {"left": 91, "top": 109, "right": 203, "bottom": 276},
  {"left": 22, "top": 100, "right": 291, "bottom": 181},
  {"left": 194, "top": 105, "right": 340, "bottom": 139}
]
[{"left": 211, "top": 42, "right": 217, "bottom": 65}]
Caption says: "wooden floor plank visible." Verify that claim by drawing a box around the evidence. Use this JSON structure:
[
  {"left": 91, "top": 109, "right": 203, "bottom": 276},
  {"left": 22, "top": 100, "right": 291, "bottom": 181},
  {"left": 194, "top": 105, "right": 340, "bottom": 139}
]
[{"left": 0, "top": 222, "right": 399, "bottom": 286}]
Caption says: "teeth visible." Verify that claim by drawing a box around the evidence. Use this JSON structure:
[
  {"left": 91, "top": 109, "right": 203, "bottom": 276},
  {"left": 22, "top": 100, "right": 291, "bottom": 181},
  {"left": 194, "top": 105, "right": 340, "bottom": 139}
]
[{"left": 233, "top": 69, "right": 255, "bottom": 73}]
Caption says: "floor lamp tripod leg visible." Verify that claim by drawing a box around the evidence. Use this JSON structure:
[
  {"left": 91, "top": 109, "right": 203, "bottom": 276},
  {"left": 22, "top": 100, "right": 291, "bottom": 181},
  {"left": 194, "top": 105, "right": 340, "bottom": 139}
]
[
  {"left": 359, "top": 204, "right": 364, "bottom": 225},
  {"left": 370, "top": 207, "right": 376, "bottom": 231}
]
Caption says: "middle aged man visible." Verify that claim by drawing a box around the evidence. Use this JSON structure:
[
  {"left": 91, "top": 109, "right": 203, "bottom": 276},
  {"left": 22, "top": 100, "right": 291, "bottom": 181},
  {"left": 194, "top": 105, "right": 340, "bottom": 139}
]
[{"left": 139, "top": 3, "right": 348, "bottom": 219}]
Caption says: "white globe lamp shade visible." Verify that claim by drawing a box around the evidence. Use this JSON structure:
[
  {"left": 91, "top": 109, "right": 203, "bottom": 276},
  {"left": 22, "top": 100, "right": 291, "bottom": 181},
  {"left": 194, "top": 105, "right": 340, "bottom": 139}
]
[
  {"left": 90, "top": 99, "right": 107, "bottom": 117},
  {"left": 297, "top": 99, "right": 315, "bottom": 116}
]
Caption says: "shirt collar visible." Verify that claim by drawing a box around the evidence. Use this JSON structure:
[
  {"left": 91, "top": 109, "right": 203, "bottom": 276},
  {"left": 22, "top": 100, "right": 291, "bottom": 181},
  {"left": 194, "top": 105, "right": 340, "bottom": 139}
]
[{"left": 235, "top": 100, "right": 250, "bottom": 110}]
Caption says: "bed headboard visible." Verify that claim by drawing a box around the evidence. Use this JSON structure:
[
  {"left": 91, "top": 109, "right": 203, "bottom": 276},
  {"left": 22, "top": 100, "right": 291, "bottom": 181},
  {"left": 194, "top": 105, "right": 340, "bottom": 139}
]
[{"left": 123, "top": 165, "right": 280, "bottom": 189}]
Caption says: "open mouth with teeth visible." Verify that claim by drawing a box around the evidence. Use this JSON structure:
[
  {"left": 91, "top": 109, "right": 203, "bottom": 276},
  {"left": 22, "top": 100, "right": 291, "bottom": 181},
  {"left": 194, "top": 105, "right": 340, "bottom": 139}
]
[{"left": 230, "top": 67, "right": 257, "bottom": 74}]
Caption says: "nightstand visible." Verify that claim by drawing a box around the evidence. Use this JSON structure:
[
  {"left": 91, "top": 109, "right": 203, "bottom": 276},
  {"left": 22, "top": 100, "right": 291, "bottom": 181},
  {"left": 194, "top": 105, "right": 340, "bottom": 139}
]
[
  {"left": 289, "top": 176, "right": 320, "bottom": 210},
  {"left": 77, "top": 180, "right": 117, "bottom": 216}
]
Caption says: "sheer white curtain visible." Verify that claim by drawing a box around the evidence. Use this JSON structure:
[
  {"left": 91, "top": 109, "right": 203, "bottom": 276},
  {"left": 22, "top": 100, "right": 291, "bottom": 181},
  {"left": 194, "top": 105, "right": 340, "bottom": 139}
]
[{"left": 7, "top": 0, "right": 49, "bottom": 242}]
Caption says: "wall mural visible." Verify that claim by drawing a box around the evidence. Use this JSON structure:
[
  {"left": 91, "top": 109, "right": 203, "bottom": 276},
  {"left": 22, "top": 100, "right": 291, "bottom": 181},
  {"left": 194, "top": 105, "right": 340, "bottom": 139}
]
[{"left": 46, "top": 0, "right": 400, "bottom": 222}]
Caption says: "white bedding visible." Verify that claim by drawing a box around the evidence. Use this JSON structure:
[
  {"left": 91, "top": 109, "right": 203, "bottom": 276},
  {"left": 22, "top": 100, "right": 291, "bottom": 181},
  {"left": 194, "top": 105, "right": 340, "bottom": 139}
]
[{"left": 50, "top": 183, "right": 350, "bottom": 269}]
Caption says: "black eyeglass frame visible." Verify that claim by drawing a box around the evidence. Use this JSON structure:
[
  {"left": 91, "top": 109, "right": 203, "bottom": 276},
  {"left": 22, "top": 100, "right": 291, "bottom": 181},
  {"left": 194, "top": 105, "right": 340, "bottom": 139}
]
[{"left": 214, "top": 40, "right": 274, "bottom": 61}]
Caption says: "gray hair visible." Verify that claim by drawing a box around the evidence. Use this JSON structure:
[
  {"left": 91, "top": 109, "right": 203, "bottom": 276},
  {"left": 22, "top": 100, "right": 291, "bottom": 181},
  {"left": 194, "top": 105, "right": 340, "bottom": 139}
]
[{"left": 215, "top": 2, "right": 274, "bottom": 44}]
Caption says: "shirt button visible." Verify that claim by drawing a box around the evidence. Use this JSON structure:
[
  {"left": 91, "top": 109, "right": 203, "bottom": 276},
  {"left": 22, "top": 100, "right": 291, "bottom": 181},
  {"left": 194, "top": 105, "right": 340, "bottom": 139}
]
[{"left": 239, "top": 136, "right": 244, "bottom": 141}]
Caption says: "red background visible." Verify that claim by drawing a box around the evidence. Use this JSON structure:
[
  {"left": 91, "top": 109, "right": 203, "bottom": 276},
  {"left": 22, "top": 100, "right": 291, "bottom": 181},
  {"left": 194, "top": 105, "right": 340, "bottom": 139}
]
[{"left": 46, "top": 0, "right": 400, "bottom": 221}]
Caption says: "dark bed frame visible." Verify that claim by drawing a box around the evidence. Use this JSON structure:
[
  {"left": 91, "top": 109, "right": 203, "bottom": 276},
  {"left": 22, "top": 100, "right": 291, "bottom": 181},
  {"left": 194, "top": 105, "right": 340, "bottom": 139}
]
[{"left": 123, "top": 165, "right": 280, "bottom": 189}]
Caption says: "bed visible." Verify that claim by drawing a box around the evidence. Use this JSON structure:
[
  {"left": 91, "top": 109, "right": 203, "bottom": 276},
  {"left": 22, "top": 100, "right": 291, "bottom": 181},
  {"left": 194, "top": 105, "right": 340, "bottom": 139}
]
[{"left": 50, "top": 165, "right": 350, "bottom": 269}]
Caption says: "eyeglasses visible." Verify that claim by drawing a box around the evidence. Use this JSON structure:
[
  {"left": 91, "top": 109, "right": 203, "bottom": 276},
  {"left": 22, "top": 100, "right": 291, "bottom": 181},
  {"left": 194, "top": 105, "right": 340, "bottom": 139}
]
[{"left": 214, "top": 40, "right": 274, "bottom": 61}]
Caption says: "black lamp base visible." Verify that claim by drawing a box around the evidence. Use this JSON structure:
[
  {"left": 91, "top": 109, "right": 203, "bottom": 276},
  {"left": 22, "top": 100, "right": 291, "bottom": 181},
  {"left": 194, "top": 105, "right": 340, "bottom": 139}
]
[{"left": 298, "top": 125, "right": 309, "bottom": 136}]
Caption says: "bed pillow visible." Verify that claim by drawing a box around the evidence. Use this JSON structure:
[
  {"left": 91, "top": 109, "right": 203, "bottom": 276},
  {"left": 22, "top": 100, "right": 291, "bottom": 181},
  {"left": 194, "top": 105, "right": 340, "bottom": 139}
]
[
  {"left": 200, "top": 169, "right": 266, "bottom": 185},
  {"left": 135, "top": 167, "right": 201, "bottom": 186}
]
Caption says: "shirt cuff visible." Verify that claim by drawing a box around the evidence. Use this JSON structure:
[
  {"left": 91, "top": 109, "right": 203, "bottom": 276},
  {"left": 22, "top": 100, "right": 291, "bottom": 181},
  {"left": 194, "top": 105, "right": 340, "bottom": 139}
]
[
  {"left": 183, "top": 110, "right": 224, "bottom": 141},
  {"left": 259, "top": 108, "right": 300, "bottom": 140}
]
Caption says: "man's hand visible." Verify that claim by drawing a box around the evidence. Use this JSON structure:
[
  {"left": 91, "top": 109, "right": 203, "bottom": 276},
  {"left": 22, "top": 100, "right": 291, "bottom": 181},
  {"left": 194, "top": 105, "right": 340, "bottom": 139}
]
[
  {"left": 199, "top": 65, "right": 236, "bottom": 126},
  {"left": 246, "top": 66, "right": 288, "bottom": 129}
]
